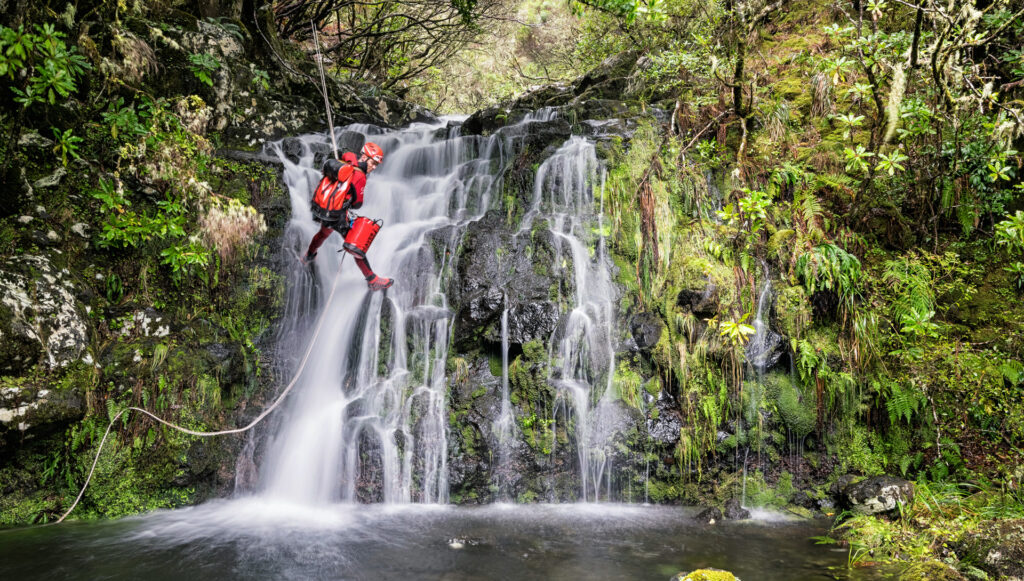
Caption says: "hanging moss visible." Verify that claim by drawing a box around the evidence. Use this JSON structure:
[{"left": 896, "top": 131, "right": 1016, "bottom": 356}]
[{"left": 775, "top": 378, "right": 815, "bottom": 438}]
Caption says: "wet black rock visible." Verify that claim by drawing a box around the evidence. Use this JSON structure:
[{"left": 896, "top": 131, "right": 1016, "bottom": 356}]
[
  {"left": 677, "top": 283, "right": 719, "bottom": 318},
  {"left": 723, "top": 498, "right": 751, "bottom": 520},
  {"left": 745, "top": 326, "right": 786, "bottom": 371},
  {"left": 0, "top": 385, "right": 85, "bottom": 446},
  {"left": 507, "top": 302, "right": 560, "bottom": 344},
  {"left": 449, "top": 211, "right": 565, "bottom": 350},
  {"left": 646, "top": 395, "right": 683, "bottom": 445},
  {"left": 841, "top": 475, "right": 915, "bottom": 515},
  {"left": 630, "top": 312, "right": 663, "bottom": 350},
  {"left": 695, "top": 506, "right": 723, "bottom": 523}
]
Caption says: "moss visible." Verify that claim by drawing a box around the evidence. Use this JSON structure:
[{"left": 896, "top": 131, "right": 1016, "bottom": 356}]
[
  {"left": 646, "top": 478, "right": 683, "bottom": 502},
  {"left": 775, "top": 377, "right": 815, "bottom": 438},
  {"left": 676, "top": 570, "right": 738, "bottom": 581},
  {"left": 776, "top": 285, "right": 811, "bottom": 339}
]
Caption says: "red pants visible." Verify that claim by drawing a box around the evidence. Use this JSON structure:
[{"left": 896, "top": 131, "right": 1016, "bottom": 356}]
[{"left": 306, "top": 225, "right": 375, "bottom": 278}]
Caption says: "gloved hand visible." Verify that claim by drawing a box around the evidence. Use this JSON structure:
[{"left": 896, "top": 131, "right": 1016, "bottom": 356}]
[{"left": 322, "top": 158, "right": 344, "bottom": 181}]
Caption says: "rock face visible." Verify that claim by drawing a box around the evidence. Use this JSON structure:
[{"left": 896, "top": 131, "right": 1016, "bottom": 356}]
[
  {"left": 647, "top": 393, "right": 683, "bottom": 445},
  {"left": 841, "top": 475, "right": 915, "bottom": 515},
  {"left": 0, "top": 385, "right": 85, "bottom": 442},
  {"left": 460, "top": 52, "right": 641, "bottom": 137},
  {"left": 629, "top": 312, "right": 663, "bottom": 350},
  {"left": 745, "top": 325, "right": 786, "bottom": 371},
  {"left": 448, "top": 211, "right": 565, "bottom": 349},
  {"left": 0, "top": 255, "right": 89, "bottom": 374},
  {"left": 677, "top": 283, "right": 720, "bottom": 318}
]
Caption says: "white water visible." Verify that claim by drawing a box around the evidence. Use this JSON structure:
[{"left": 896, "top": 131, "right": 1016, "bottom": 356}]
[
  {"left": 747, "top": 278, "right": 774, "bottom": 375},
  {"left": 258, "top": 120, "right": 491, "bottom": 504},
  {"left": 253, "top": 111, "right": 621, "bottom": 505},
  {"left": 528, "top": 137, "right": 620, "bottom": 501}
]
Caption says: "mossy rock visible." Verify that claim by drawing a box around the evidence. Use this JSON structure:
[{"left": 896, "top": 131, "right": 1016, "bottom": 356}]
[{"left": 673, "top": 569, "right": 739, "bottom": 581}]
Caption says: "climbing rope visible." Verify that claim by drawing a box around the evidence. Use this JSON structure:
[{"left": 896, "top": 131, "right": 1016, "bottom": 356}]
[
  {"left": 56, "top": 259, "right": 345, "bottom": 524},
  {"left": 311, "top": 20, "right": 339, "bottom": 161}
]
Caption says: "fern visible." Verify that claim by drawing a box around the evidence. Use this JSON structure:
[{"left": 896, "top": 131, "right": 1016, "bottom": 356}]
[
  {"left": 814, "top": 171, "right": 857, "bottom": 191},
  {"left": 795, "top": 339, "right": 823, "bottom": 384},
  {"left": 882, "top": 255, "right": 935, "bottom": 330},
  {"left": 106, "top": 398, "right": 121, "bottom": 423},
  {"left": 794, "top": 243, "right": 862, "bottom": 305},
  {"left": 999, "top": 359, "right": 1024, "bottom": 385},
  {"left": 880, "top": 380, "right": 923, "bottom": 425}
]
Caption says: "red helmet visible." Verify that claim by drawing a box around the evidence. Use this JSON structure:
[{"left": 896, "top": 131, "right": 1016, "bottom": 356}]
[{"left": 362, "top": 142, "right": 383, "bottom": 163}]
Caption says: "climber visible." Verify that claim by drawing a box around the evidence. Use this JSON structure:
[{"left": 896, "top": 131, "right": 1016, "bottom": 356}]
[{"left": 304, "top": 141, "right": 393, "bottom": 291}]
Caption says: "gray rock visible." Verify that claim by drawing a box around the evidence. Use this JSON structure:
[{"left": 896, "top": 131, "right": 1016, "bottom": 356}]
[
  {"left": 629, "top": 311, "right": 662, "bottom": 350},
  {"left": 841, "top": 475, "right": 915, "bottom": 515},
  {"left": 723, "top": 498, "right": 751, "bottom": 520},
  {"left": 33, "top": 167, "right": 67, "bottom": 189},
  {"left": 646, "top": 396, "right": 682, "bottom": 445},
  {"left": 677, "top": 283, "right": 719, "bottom": 318},
  {"left": 18, "top": 131, "right": 54, "bottom": 150},
  {"left": 0, "top": 255, "right": 89, "bottom": 373}
]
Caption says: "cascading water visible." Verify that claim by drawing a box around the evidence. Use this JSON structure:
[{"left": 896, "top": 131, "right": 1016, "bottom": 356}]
[
  {"left": 253, "top": 109, "right": 617, "bottom": 505},
  {"left": 746, "top": 278, "right": 774, "bottom": 376},
  {"left": 257, "top": 121, "right": 496, "bottom": 504},
  {"left": 526, "top": 136, "right": 620, "bottom": 501}
]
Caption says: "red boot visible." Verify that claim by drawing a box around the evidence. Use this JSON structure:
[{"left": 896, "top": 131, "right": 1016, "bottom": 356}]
[{"left": 367, "top": 275, "right": 393, "bottom": 291}]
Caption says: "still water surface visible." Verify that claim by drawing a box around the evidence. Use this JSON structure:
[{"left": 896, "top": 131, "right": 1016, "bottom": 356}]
[{"left": 1, "top": 502, "right": 892, "bottom": 580}]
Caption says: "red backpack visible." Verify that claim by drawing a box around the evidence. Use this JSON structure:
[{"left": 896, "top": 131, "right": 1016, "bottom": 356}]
[{"left": 311, "top": 163, "right": 359, "bottom": 222}]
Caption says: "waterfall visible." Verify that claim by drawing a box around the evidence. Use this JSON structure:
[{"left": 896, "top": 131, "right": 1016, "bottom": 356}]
[
  {"left": 531, "top": 137, "right": 619, "bottom": 501},
  {"left": 257, "top": 121, "right": 497, "bottom": 504},
  {"left": 747, "top": 278, "right": 773, "bottom": 375},
  {"left": 253, "top": 110, "right": 620, "bottom": 505},
  {"left": 493, "top": 302, "right": 514, "bottom": 500}
]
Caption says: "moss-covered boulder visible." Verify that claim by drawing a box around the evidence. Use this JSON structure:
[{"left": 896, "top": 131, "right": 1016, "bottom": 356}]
[{"left": 672, "top": 568, "right": 739, "bottom": 581}]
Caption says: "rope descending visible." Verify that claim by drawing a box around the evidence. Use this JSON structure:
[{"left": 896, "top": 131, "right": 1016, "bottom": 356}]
[
  {"left": 312, "top": 20, "right": 339, "bottom": 161},
  {"left": 56, "top": 257, "right": 346, "bottom": 524}
]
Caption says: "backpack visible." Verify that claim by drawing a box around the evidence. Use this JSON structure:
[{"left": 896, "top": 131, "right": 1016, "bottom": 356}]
[{"left": 311, "top": 163, "right": 359, "bottom": 223}]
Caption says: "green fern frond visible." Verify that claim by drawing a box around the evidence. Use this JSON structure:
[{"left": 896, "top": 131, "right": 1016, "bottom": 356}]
[{"left": 999, "top": 360, "right": 1024, "bottom": 385}]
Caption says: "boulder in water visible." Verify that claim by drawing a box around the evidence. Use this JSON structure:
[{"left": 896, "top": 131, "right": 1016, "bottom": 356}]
[
  {"left": 672, "top": 569, "right": 739, "bottom": 581},
  {"left": 723, "top": 498, "right": 751, "bottom": 520},
  {"left": 695, "top": 506, "right": 722, "bottom": 524},
  {"left": 841, "top": 475, "right": 915, "bottom": 515}
]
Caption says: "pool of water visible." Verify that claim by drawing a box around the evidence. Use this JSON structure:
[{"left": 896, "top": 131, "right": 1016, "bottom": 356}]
[{"left": 0, "top": 501, "right": 887, "bottom": 580}]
